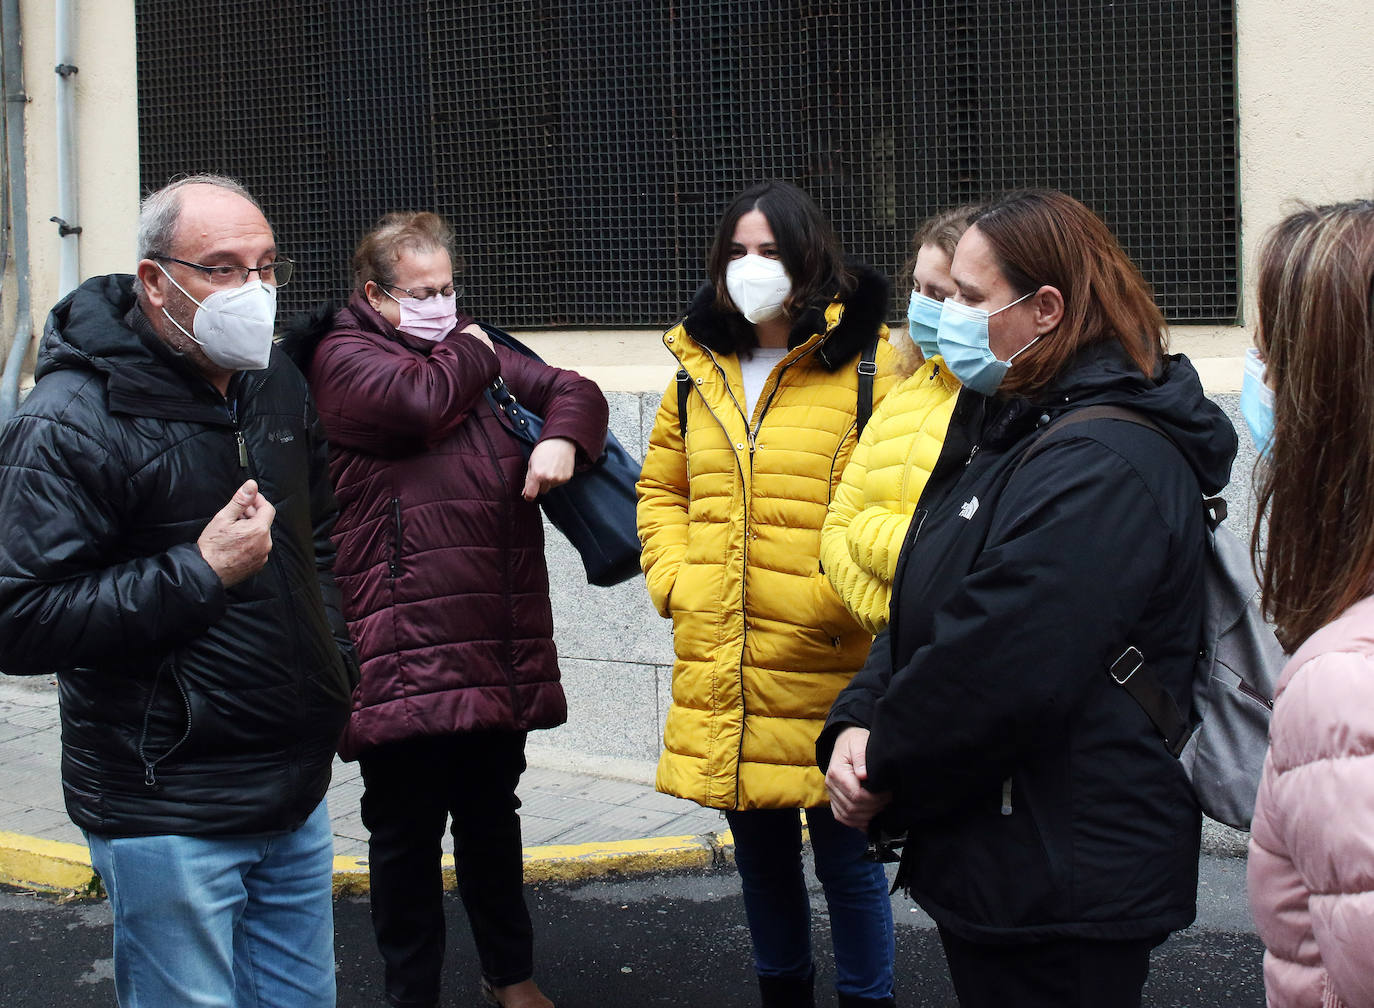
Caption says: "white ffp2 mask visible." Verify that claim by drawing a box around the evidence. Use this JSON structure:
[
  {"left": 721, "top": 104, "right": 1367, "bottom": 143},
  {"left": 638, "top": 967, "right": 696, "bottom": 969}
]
[
  {"left": 725, "top": 254, "right": 792, "bottom": 324},
  {"left": 158, "top": 263, "right": 277, "bottom": 371}
]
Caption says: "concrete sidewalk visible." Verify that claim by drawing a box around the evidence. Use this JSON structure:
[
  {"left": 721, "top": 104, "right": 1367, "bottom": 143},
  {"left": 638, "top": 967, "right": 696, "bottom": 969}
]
[{"left": 0, "top": 676, "right": 730, "bottom": 896}]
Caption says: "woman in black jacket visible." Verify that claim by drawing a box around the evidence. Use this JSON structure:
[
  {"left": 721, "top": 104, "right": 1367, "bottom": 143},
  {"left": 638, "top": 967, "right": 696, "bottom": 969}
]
[{"left": 818, "top": 189, "right": 1237, "bottom": 1007}]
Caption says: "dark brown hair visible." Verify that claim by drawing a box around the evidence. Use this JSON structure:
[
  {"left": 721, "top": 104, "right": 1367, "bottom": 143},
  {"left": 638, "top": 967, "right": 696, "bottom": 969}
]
[
  {"left": 705, "top": 181, "right": 853, "bottom": 322},
  {"left": 352, "top": 212, "right": 459, "bottom": 294},
  {"left": 1252, "top": 199, "right": 1374, "bottom": 650},
  {"left": 969, "top": 190, "right": 1165, "bottom": 398}
]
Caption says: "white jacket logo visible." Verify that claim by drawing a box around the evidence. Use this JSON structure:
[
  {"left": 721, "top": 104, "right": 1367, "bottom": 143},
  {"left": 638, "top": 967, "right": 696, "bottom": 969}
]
[{"left": 959, "top": 496, "right": 979, "bottom": 520}]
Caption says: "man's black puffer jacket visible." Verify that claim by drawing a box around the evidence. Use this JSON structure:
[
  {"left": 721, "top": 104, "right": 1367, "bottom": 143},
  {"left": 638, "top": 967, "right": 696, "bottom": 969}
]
[{"left": 0, "top": 274, "right": 355, "bottom": 837}]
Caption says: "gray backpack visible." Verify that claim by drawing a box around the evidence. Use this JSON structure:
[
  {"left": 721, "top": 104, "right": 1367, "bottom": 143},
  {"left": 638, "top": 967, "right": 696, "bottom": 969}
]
[{"left": 1022, "top": 406, "right": 1284, "bottom": 830}]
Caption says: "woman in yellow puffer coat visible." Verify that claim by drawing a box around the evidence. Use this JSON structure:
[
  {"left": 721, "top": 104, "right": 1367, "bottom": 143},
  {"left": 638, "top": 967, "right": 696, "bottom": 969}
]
[
  {"left": 637, "top": 181, "right": 901, "bottom": 1008},
  {"left": 821, "top": 206, "right": 977, "bottom": 634}
]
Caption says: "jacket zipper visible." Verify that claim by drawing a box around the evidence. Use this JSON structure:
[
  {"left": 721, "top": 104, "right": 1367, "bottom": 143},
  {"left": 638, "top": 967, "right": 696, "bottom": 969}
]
[
  {"left": 228, "top": 396, "right": 248, "bottom": 470},
  {"left": 670, "top": 343, "right": 756, "bottom": 808},
  {"left": 234, "top": 378, "right": 309, "bottom": 776},
  {"left": 749, "top": 355, "right": 798, "bottom": 443},
  {"left": 141, "top": 385, "right": 243, "bottom": 787},
  {"left": 389, "top": 497, "right": 403, "bottom": 577},
  {"left": 139, "top": 661, "right": 193, "bottom": 788},
  {"left": 702, "top": 345, "right": 760, "bottom": 452},
  {"left": 1001, "top": 777, "right": 1014, "bottom": 816},
  {"left": 674, "top": 320, "right": 833, "bottom": 808}
]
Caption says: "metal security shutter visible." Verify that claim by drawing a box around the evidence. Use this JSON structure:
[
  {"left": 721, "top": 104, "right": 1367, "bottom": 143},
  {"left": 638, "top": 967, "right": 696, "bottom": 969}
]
[{"left": 135, "top": 1, "right": 1237, "bottom": 327}]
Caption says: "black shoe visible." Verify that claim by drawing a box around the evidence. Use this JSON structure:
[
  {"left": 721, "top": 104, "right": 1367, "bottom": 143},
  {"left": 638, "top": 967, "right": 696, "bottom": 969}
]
[{"left": 758, "top": 970, "right": 815, "bottom": 1008}]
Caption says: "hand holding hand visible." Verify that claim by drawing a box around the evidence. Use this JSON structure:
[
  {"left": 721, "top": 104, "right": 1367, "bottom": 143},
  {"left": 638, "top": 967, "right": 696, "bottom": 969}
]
[
  {"left": 825, "top": 726, "right": 892, "bottom": 830},
  {"left": 197, "top": 479, "right": 276, "bottom": 587},
  {"left": 522, "top": 437, "right": 577, "bottom": 501}
]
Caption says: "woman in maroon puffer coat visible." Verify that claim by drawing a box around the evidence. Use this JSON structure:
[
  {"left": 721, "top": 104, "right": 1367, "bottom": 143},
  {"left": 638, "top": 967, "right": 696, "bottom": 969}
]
[{"left": 306, "top": 212, "right": 608, "bottom": 1008}]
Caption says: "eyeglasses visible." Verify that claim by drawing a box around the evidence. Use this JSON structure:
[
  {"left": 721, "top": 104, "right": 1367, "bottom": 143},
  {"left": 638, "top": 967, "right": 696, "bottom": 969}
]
[
  {"left": 153, "top": 255, "right": 295, "bottom": 288},
  {"left": 380, "top": 280, "right": 464, "bottom": 302}
]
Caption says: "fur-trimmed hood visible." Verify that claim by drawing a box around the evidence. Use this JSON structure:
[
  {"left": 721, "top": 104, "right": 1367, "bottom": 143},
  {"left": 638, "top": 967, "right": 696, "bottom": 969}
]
[
  {"left": 278, "top": 300, "right": 339, "bottom": 375},
  {"left": 680, "top": 259, "right": 891, "bottom": 372}
]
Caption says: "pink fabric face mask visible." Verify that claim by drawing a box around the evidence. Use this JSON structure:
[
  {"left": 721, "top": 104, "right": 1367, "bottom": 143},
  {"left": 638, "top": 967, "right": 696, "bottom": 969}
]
[{"left": 388, "top": 290, "right": 458, "bottom": 342}]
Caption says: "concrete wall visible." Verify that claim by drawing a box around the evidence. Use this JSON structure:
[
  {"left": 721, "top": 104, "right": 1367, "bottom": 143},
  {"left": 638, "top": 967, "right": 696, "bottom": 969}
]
[
  {"left": 3, "top": 0, "right": 140, "bottom": 381},
  {"left": 1235, "top": 1, "right": 1374, "bottom": 325}
]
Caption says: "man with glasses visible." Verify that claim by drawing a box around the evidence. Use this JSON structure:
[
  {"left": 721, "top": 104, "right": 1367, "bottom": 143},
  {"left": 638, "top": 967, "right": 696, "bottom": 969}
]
[{"left": 0, "top": 174, "right": 356, "bottom": 1007}]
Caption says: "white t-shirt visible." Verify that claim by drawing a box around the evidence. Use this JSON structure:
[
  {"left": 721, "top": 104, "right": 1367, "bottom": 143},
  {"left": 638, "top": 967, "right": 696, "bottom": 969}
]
[{"left": 739, "top": 346, "right": 789, "bottom": 421}]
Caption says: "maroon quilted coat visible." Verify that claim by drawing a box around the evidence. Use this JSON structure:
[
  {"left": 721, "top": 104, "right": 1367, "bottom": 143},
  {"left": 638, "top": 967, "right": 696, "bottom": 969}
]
[{"left": 307, "top": 294, "right": 609, "bottom": 759}]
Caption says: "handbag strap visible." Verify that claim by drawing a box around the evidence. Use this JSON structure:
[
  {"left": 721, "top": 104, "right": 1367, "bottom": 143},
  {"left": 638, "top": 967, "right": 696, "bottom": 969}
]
[{"left": 484, "top": 376, "right": 538, "bottom": 444}]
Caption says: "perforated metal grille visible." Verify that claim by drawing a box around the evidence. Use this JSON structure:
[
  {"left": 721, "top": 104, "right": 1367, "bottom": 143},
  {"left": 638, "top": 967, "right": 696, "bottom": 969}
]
[{"left": 135, "top": 1, "right": 1237, "bottom": 327}]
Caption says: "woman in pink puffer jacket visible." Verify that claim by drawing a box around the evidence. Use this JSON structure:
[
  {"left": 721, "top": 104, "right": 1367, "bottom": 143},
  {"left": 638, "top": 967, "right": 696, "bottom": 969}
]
[{"left": 1246, "top": 198, "right": 1374, "bottom": 1008}]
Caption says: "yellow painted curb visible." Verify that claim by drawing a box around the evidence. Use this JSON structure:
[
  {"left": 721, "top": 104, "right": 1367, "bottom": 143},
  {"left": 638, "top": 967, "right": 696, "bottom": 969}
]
[
  {"left": 527, "top": 830, "right": 734, "bottom": 884},
  {"left": 0, "top": 831, "right": 100, "bottom": 894},
  {"left": 1, "top": 829, "right": 734, "bottom": 898},
  {"left": 333, "top": 830, "right": 734, "bottom": 897}
]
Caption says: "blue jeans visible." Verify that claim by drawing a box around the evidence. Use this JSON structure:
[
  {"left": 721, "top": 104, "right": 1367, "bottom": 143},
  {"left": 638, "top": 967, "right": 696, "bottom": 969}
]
[
  {"left": 725, "top": 805, "right": 895, "bottom": 1000},
  {"left": 85, "top": 799, "right": 336, "bottom": 1008}
]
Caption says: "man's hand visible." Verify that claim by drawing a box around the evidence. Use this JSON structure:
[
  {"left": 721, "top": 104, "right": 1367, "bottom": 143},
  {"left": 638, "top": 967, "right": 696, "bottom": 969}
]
[
  {"left": 522, "top": 437, "right": 577, "bottom": 501},
  {"left": 197, "top": 479, "right": 276, "bottom": 587},
  {"left": 826, "top": 726, "right": 893, "bottom": 830}
]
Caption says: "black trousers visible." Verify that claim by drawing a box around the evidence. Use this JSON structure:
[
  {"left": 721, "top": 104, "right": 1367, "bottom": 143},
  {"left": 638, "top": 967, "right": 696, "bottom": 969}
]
[
  {"left": 938, "top": 926, "right": 1165, "bottom": 1008},
  {"left": 359, "top": 731, "right": 533, "bottom": 1008}
]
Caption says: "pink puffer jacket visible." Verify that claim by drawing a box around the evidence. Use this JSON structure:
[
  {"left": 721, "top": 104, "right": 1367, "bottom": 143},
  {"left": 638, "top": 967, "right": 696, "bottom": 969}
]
[{"left": 1248, "top": 593, "right": 1374, "bottom": 1008}]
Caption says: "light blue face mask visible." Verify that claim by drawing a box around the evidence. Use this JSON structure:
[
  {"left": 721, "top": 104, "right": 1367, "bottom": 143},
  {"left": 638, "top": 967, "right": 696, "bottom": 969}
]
[
  {"left": 906, "top": 290, "right": 944, "bottom": 360},
  {"left": 936, "top": 291, "right": 1037, "bottom": 396},
  {"left": 1240, "top": 346, "right": 1274, "bottom": 458}
]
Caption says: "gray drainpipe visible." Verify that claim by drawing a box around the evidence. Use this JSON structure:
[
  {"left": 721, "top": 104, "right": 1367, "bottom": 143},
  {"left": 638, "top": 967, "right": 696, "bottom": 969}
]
[
  {"left": 0, "top": 0, "right": 32, "bottom": 426},
  {"left": 52, "top": 0, "right": 78, "bottom": 296}
]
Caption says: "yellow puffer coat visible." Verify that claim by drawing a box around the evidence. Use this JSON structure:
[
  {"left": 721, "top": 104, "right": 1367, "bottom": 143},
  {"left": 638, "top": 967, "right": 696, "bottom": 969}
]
[
  {"left": 820, "top": 356, "right": 960, "bottom": 634},
  {"left": 637, "top": 267, "right": 900, "bottom": 810}
]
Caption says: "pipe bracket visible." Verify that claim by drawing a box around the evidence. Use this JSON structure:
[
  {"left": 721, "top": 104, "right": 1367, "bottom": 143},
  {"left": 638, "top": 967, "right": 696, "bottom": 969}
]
[{"left": 49, "top": 216, "right": 81, "bottom": 237}]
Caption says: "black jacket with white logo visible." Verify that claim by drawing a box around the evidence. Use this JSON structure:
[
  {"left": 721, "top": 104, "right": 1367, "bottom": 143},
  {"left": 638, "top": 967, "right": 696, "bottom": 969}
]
[{"left": 822, "top": 341, "right": 1237, "bottom": 944}]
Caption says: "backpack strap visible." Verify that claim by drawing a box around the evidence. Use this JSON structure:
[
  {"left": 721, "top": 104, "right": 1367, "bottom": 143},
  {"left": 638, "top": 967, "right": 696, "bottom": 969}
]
[
  {"left": 1012, "top": 403, "right": 1166, "bottom": 475},
  {"left": 675, "top": 368, "right": 691, "bottom": 442},
  {"left": 1204, "top": 495, "right": 1227, "bottom": 532},
  {"left": 855, "top": 335, "right": 879, "bottom": 437},
  {"left": 1107, "top": 646, "right": 1193, "bottom": 757},
  {"left": 1014, "top": 403, "right": 1195, "bottom": 756}
]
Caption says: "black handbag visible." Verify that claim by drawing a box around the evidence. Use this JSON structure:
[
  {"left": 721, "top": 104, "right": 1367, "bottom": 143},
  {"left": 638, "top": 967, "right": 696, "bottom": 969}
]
[{"left": 479, "top": 323, "right": 643, "bottom": 587}]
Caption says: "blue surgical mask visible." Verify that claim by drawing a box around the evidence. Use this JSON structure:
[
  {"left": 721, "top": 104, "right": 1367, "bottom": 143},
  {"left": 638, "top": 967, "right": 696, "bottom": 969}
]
[
  {"left": 906, "top": 291, "right": 943, "bottom": 360},
  {"left": 936, "top": 291, "right": 1037, "bottom": 396},
  {"left": 1240, "top": 347, "right": 1274, "bottom": 458}
]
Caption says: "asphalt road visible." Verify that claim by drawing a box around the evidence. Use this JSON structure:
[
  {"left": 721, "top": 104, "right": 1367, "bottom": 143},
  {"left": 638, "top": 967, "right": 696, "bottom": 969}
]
[{"left": 1, "top": 854, "right": 1263, "bottom": 1006}]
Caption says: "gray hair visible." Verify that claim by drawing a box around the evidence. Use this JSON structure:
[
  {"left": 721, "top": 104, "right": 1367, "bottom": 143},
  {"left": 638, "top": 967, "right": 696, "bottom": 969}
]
[{"left": 133, "top": 174, "right": 262, "bottom": 298}]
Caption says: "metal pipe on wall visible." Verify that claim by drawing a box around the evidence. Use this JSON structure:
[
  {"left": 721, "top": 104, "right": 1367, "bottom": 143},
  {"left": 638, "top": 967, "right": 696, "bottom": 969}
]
[
  {"left": 52, "top": 0, "right": 77, "bottom": 297},
  {"left": 0, "top": 0, "right": 33, "bottom": 426}
]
